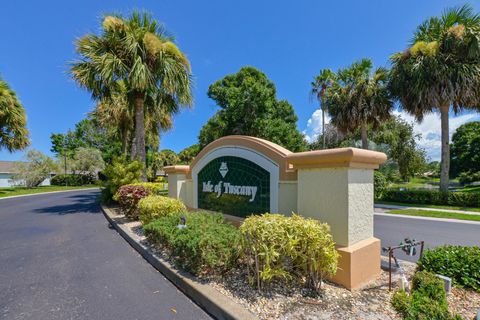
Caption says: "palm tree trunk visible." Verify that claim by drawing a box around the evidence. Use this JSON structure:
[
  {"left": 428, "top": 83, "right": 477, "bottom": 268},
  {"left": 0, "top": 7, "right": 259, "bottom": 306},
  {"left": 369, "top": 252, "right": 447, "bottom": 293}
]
[
  {"left": 133, "top": 92, "right": 147, "bottom": 181},
  {"left": 439, "top": 104, "right": 450, "bottom": 192},
  {"left": 322, "top": 105, "right": 326, "bottom": 149},
  {"left": 121, "top": 125, "right": 128, "bottom": 156},
  {"left": 360, "top": 124, "right": 368, "bottom": 150}
]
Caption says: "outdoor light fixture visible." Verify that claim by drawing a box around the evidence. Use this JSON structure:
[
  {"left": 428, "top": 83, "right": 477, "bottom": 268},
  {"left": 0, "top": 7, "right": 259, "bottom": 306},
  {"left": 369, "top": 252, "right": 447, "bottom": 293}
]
[{"left": 177, "top": 216, "right": 186, "bottom": 229}]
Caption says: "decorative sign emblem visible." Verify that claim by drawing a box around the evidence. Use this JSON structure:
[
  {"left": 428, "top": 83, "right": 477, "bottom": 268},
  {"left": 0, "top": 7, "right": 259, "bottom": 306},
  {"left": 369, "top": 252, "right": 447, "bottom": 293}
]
[
  {"left": 197, "top": 156, "right": 270, "bottom": 217},
  {"left": 219, "top": 162, "right": 228, "bottom": 178}
]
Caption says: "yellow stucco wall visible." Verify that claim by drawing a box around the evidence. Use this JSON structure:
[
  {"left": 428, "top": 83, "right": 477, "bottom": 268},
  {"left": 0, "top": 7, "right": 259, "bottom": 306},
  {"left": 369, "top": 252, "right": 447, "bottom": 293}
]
[{"left": 278, "top": 181, "right": 297, "bottom": 215}]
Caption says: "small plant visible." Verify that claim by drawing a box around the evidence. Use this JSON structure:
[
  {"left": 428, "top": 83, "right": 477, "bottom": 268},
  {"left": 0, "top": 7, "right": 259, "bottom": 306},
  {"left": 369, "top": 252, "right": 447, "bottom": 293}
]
[
  {"left": 391, "top": 271, "right": 462, "bottom": 320},
  {"left": 418, "top": 245, "right": 480, "bottom": 292},
  {"left": 116, "top": 185, "right": 151, "bottom": 219},
  {"left": 144, "top": 211, "right": 241, "bottom": 275},
  {"left": 126, "top": 182, "right": 167, "bottom": 195},
  {"left": 374, "top": 170, "right": 388, "bottom": 199},
  {"left": 239, "top": 213, "right": 338, "bottom": 293},
  {"left": 138, "top": 195, "right": 186, "bottom": 225},
  {"left": 101, "top": 158, "right": 143, "bottom": 202}
]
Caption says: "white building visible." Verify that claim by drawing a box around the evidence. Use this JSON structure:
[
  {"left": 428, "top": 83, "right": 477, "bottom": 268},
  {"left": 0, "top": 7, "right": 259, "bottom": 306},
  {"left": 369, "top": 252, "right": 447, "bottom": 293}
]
[{"left": 0, "top": 161, "right": 52, "bottom": 187}]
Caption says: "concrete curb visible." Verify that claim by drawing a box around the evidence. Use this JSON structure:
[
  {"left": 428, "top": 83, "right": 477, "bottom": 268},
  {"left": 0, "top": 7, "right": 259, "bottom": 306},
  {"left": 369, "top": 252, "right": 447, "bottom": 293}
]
[
  {"left": 375, "top": 212, "right": 480, "bottom": 225},
  {"left": 0, "top": 187, "right": 100, "bottom": 200},
  {"left": 101, "top": 205, "right": 257, "bottom": 320}
]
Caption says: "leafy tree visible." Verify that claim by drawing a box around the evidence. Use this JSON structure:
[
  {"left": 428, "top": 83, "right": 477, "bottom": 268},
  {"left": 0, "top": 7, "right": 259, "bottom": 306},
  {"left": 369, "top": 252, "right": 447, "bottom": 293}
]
[
  {"left": 71, "top": 147, "right": 105, "bottom": 177},
  {"left": 310, "top": 69, "right": 336, "bottom": 149},
  {"left": 372, "top": 116, "right": 427, "bottom": 181},
  {"left": 71, "top": 12, "right": 193, "bottom": 180},
  {"left": 389, "top": 4, "right": 480, "bottom": 191},
  {"left": 451, "top": 121, "right": 480, "bottom": 177},
  {"left": 199, "top": 67, "right": 307, "bottom": 151},
  {"left": 309, "top": 123, "right": 346, "bottom": 150},
  {"left": 324, "top": 58, "right": 393, "bottom": 149},
  {"left": 0, "top": 77, "right": 29, "bottom": 151},
  {"left": 178, "top": 144, "right": 200, "bottom": 164},
  {"left": 154, "top": 149, "right": 179, "bottom": 168},
  {"left": 13, "top": 150, "right": 57, "bottom": 187}
]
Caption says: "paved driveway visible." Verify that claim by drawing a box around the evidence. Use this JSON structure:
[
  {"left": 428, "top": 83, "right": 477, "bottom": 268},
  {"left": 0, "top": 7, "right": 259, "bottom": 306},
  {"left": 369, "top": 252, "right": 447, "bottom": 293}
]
[{"left": 0, "top": 190, "right": 211, "bottom": 320}]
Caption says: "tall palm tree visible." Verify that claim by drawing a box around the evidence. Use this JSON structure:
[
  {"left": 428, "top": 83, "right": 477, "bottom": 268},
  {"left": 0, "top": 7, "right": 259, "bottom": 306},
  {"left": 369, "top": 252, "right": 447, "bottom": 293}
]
[
  {"left": 71, "top": 12, "right": 193, "bottom": 180},
  {"left": 325, "top": 59, "right": 393, "bottom": 149},
  {"left": 389, "top": 4, "right": 480, "bottom": 191},
  {"left": 0, "top": 77, "right": 29, "bottom": 152},
  {"left": 310, "top": 69, "right": 335, "bottom": 149}
]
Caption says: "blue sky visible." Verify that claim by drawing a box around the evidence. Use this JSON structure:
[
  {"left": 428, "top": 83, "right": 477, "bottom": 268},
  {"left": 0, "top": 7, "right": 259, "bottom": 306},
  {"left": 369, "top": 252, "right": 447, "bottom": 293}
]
[{"left": 1, "top": 0, "right": 479, "bottom": 161}]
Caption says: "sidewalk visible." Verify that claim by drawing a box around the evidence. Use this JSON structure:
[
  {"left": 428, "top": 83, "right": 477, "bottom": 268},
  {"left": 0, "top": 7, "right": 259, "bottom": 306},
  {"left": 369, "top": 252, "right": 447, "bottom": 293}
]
[{"left": 374, "top": 203, "right": 480, "bottom": 216}]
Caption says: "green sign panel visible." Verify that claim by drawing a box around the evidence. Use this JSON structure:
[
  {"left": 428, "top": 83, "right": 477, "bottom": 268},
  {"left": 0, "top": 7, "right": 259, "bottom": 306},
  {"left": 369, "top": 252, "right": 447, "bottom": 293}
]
[{"left": 197, "top": 156, "right": 270, "bottom": 217}]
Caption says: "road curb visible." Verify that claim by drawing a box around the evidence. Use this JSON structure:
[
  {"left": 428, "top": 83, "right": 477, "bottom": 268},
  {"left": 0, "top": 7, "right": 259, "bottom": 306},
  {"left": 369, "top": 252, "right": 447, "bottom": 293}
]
[
  {"left": 374, "top": 212, "right": 480, "bottom": 225},
  {"left": 0, "top": 187, "right": 100, "bottom": 200},
  {"left": 101, "top": 205, "right": 257, "bottom": 320}
]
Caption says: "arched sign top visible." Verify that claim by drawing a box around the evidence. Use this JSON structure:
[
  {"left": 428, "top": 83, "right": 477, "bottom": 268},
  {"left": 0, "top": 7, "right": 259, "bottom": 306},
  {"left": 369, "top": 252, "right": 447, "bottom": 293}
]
[{"left": 188, "top": 135, "right": 297, "bottom": 181}]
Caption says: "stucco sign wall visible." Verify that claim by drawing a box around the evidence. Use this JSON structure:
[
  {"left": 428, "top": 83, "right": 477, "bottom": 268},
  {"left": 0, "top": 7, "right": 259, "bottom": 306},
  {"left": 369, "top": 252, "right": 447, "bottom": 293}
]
[{"left": 197, "top": 156, "right": 270, "bottom": 217}]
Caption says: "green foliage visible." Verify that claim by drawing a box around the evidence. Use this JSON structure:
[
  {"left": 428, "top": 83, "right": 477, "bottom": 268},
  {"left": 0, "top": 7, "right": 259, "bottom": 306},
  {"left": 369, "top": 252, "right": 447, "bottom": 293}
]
[
  {"left": 70, "top": 147, "right": 105, "bottom": 176},
  {"left": 458, "top": 171, "right": 480, "bottom": 185},
  {"left": 138, "top": 195, "right": 186, "bottom": 225},
  {"left": 374, "top": 171, "right": 388, "bottom": 199},
  {"left": 239, "top": 213, "right": 339, "bottom": 292},
  {"left": 144, "top": 211, "right": 241, "bottom": 275},
  {"left": 381, "top": 189, "right": 480, "bottom": 207},
  {"left": 13, "top": 150, "right": 57, "bottom": 187},
  {"left": 101, "top": 158, "right": 143, "bottom": 202},
  {"left": 178, "top": 144, "right": 200, "bottom": 164},
  {"left": 51, "top": 174, "right": 96, "bottom": 186},
  {"left": 116, "top": 185, "right": 151, "bottom": 219},
  {"left": 418, "top": 245, "right": 480, "bottom": 292},
  {"left": 199, "top": 66, "right": 307, "bottom": 152},
  {"left": 391, "top": 271, "right": 461, "bottom": 320},
  {"left": 0, "top": 76, "right": 30, "bottom": 152},
  {"left": 451, "top": 121, "right": 480, "bottom": 178}
]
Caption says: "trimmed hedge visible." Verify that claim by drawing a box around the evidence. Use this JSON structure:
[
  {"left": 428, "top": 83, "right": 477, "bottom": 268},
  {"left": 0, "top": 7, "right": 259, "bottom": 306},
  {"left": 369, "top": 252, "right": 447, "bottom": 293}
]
[
  {"left": 144, "top": 211, "right": 241, "bottom": 275},
  {"left": 240, "top": 213, "right": 338, "bottom": 292},
  {"left": 138, "top": 195, "right": 186, "bottom": 225},
  {"left": 381, "top": 189, "right": 480, "bottom": 207},
  {"left": 115, "top": 185, "right": 151, "bottom": 219},
  {"left": 51, "top": 174, "right": 96, "bottom": 186},
  {"left": 418, "top": 245, "right": 480, "bottom": 292},
  {"left": 391, "top": 271, "right": 462, "bottom": 320}
]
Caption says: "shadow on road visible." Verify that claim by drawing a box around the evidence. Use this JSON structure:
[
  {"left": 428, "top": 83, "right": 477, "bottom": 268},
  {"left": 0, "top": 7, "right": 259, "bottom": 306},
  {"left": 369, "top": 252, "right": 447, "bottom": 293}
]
[{"left": 34, "top": 192, "right": 100, "bottom": 215}]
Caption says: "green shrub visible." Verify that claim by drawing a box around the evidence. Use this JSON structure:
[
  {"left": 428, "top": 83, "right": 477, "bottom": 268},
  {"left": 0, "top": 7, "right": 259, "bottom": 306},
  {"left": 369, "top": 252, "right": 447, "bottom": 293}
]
[
  {"left": 144, "top": 211, "right": 241, "bottom": 275},
  {"left": 458, "top": 171, "right": 480, "bottom": 185},
  {"left": 100, "top": 158, "right": 143, "bottom": 203},
  {"left": 391, "top": 271, "right": 461, "bottom": 320},
  {"left": 126, "top": 182, "right": 167, "bottom": 195},
  {"left": 418, "top": 245, "right": 480, "bottom": 292},
  {"left": 381, "top": 189, "right": 480, "bottom": 207},
  {"left": 51, "top": 173, "right": 96, "bottom": 186},
  {"left": 138, "top": 195, "right": 186, "bottom": 225},
  {"left": 239, "top": 213, "right": 339, "bottom": 292},
  {"left": 115, "top": 185, "right": 151, "bottom": 219},
  {"left": 374, "top": 171, "right": 388, "bottom": 199}
]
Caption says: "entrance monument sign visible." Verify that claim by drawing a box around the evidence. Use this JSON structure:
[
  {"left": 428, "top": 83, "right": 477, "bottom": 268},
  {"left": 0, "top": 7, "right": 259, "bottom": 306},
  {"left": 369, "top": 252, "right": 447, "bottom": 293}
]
[{"left": 165, "top": 135, "right": 387, "bottom": 290}]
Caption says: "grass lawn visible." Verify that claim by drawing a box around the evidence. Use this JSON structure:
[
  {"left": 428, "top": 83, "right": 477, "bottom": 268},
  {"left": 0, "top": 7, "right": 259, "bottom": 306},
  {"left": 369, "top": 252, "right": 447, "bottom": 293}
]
[
  {"left": 375, "top": 200, "right": 480, "bottom": 212},
  {"left": 388, "top": 208, "right": 480, "bottom": 222},
  {"left": 0, "top": 185, "right": 99, "bottom": 198}
]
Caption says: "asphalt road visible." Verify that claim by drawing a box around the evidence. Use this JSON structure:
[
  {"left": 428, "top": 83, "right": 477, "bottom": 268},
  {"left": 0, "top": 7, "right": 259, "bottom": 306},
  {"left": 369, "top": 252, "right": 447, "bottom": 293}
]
[
  {"left": 0, "top": 190, "right": 211, "bottom": 320},
  {"left": 374, "top": 214, "right": 480, "bottom": 262}
]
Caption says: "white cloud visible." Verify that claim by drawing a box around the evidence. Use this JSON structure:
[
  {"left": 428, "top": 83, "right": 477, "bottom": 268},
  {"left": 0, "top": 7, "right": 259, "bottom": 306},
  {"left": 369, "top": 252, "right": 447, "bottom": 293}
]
[
  {"left": 303, "top": 109, "right": 331, "bottom": 143},
  {"left": 393, "top": 110, "right": 480, "bottom": 161},
  {"left": 303, "top": 108, "right": 480, "bottom": 160}
]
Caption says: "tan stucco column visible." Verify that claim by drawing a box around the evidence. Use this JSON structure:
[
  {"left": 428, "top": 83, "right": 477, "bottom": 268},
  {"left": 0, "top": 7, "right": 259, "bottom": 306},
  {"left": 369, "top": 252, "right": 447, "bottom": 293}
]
[
  {"left": 288, "top": 148, "right": 387, "bottom": 290},
  {"left": 164, "top": 165, "right": 190, "bottom": 203}
]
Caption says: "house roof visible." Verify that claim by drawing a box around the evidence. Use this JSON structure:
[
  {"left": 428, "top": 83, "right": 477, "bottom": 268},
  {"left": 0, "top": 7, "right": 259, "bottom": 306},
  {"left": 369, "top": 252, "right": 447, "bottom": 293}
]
[{"left": 0, "top": 161, "right": 23, "bottom": 173}]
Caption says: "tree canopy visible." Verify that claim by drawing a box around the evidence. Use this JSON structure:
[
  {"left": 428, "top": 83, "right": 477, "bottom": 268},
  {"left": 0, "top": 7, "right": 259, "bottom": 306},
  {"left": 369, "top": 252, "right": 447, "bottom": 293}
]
[
  {"left": 199, "top": 67, "right": 307, "bottom": 152},
  {"left": 0, "top": 77, "right": 29, "bottom": 152},
  {"left": 451, "top": 121, "right": 480, "bottom": 177}
]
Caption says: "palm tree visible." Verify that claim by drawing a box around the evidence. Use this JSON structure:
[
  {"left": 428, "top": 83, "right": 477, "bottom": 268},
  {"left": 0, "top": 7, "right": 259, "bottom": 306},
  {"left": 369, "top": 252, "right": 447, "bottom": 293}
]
[
  {"left": 325, "top": 59, "right": 393, "bottom": 149},
  {"left": 71, "top": 12, "right": 193, "bottom": 180},
  {"left": 0, "top": 77, "right": 29, "bottom": 152},
  {"left": 389, "top": 4, "right": 480, "bottom": 191},
  {"left": 310, "top": 69, "right": 335, "bottom": 149}
]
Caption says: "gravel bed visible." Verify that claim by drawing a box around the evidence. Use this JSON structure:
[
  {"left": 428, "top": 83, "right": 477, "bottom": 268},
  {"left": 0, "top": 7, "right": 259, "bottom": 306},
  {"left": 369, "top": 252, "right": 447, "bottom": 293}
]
[{"left": 109, "top": 207, "right": 480, "bottom": 319}]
